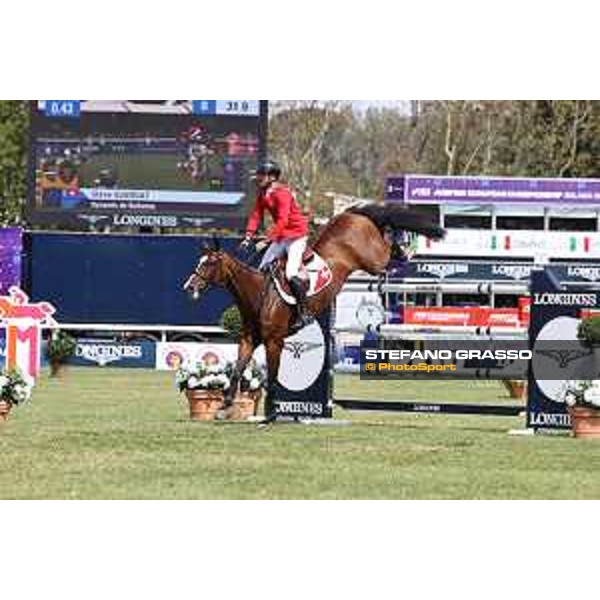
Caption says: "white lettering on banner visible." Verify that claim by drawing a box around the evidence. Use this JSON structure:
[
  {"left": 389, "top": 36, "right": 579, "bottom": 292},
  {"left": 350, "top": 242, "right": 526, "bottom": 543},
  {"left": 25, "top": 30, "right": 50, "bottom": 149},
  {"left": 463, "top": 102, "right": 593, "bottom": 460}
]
[
  {"left": 492, "top": 265, "right": 533, "bottom": 280},
  {"left": 276, "top": 402, "right": 323, "bottom": 415},
  {"left": 113, "top": 214, "right": 178, "bottom": 227},
  {"left": 530, "top": 412, "right": 571, "bottom": 427},
  {"left": 416, "top": 263, "right": 469, "bottom": 278},
  {"left": 76, "top": 343, "right": 143, "bottom": 366},
  {"left": 89, "top": 189, "right": 152, "bottom": 201},
  {"left": 567, "top": 266, "right": 600, "bottom": 281},
  {"left": 532, "top": 293, "right": 597, "bottom": 306}
]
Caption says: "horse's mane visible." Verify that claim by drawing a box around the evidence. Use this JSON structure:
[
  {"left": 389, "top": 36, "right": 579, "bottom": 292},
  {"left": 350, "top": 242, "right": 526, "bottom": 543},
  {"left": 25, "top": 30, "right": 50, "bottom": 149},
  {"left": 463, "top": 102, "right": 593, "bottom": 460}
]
[{"left": 347, "top": 203, "right": 445, "bottom": 240}]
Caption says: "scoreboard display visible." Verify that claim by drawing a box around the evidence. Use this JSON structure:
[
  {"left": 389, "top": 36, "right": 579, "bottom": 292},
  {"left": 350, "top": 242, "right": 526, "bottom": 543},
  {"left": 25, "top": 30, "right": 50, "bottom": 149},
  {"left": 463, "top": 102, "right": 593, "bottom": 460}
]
[{"left": 27, "top": 100, "right": 267, "bottom": 230}]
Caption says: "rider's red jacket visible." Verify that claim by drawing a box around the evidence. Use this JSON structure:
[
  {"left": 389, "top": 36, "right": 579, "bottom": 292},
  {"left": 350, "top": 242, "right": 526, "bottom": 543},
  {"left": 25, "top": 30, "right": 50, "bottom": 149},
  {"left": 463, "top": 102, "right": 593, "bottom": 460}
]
[{"left": 245, "top": 183, "right": 309, "bottom": 242}]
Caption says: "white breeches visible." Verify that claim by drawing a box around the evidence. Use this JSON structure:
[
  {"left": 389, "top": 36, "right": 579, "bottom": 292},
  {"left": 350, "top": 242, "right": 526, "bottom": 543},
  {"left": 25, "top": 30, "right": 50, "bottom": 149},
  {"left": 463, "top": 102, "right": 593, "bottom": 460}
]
[{"left": 259, "top": 236, "right": 308, "bottom": 280}]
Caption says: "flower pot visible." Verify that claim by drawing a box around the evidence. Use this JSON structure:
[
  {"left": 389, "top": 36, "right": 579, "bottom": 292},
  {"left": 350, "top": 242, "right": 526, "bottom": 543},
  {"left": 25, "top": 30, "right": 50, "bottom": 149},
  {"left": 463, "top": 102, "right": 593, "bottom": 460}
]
[
  {"left": 185, "top": 389, "right": 224, "bottom": 421},
  {"left": 503, "top": 380, "right": 527, "bottom": 400},
  {"left": 568, "top": 405, "right": 600, "bottom": 439},
  {"left": 228, "top": 391, "right": 262, "bottom": 421},
  {"left": 0, "top": 400, "right": 11, "bottom": 422},
  {"left": 50, "top": 360, "right": 67, "bottom": 378}
]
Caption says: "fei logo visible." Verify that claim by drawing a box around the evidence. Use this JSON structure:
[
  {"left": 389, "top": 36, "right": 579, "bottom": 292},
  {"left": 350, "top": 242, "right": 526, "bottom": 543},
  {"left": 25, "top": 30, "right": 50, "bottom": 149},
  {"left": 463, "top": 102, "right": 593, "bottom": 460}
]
[{"left": 0, "top": 287, "right": 56, "bottom": 381}]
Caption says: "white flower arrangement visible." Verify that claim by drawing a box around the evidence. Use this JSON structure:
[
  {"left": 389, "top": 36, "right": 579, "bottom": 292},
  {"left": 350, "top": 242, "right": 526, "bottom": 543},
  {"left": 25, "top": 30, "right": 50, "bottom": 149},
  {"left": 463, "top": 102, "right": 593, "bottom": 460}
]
[
  {"left": 239, "top": 362, "right": 266, "bottom": 393},
  {"left": 0, "top": 368, "right": 34, "bottom": 406},
  {"left": 564, "top": 380, "right": 600, "bottom": 409},
  {"left": 175, "top": 361, "right": 231, "bottom": 393}
]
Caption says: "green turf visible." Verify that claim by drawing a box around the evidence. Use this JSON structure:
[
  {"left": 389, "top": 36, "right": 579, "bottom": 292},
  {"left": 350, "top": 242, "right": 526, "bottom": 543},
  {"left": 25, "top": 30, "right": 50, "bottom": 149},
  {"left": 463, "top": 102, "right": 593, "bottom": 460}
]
[
  {"left": 1, "top": 368, "right": 600, "bottom": 499},
  {"left": 78, "top": 153, "right": 226, "bottom": 190}
]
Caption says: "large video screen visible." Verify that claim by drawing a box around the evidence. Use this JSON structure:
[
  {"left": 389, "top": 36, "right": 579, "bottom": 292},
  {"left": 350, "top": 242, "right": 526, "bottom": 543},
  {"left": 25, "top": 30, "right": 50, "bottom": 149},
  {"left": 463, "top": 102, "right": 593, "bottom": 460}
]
[{"left": 27, "top": 100, "right": 267, "bottom": 230}]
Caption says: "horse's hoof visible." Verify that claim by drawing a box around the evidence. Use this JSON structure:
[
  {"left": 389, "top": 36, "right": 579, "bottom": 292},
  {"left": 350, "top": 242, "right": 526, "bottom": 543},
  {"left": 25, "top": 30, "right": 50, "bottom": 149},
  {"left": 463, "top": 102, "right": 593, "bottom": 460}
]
[
  {"left": 215, "top": 408, "right": 229, "bottom": 421},
  {"left": 257, "top": 414, "right": 277, "bottom": 428}
]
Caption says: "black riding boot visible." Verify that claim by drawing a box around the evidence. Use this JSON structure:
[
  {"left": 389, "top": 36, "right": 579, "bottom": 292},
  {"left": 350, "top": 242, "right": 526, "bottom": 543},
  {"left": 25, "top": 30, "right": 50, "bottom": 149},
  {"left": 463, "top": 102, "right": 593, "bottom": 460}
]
[{"left": 288, "top": 276, "right": 314, "bottom": 333}]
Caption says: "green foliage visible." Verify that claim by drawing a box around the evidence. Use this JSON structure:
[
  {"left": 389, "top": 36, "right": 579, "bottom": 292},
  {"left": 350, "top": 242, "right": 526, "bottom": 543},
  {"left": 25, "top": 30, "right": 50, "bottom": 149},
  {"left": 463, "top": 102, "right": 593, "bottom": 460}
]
[
  {"left": 0, "top": 101, "right": 29, "bottom": 225},
  {"left": 0, "top": 367, "right": 33, "bottom": 406},
  {"left": 269, "top": 100, "right": 600, "bottom": 215},
  {"left": 46, "top": 330, "right": 77, "bottom": 363},
  {"left": 577, "top": 316, "right": 600, "bottom": 345},
  {"left": 220, "top": 305, "right": 242, "bottom": 341}
]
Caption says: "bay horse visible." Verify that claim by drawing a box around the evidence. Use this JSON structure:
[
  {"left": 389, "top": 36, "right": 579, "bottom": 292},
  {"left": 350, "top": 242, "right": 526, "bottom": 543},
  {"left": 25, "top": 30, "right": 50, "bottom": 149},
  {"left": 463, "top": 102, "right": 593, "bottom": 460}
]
[{"left": 183, "top": 204, "right": 444, "bottom": 422}]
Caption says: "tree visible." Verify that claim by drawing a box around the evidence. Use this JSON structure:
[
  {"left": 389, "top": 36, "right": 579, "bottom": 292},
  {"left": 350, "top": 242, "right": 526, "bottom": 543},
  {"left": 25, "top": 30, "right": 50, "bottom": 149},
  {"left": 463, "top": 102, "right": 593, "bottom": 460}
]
[{"left": 0, "top": 101, "right": 29, "bottom": 225}]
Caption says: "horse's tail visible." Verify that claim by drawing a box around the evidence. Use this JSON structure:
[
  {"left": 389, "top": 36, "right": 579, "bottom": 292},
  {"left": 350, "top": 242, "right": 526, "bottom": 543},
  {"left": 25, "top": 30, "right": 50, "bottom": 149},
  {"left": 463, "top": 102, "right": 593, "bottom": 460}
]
[{"left": 348, "top": 203, "right": 445, "bottom": 240}]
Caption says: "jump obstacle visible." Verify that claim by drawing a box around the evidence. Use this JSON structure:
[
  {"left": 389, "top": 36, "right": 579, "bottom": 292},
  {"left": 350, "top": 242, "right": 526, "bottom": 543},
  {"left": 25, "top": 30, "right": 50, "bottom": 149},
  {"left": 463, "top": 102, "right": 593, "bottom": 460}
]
[{"left": 274, "top": 267, "right": 599, "bottom": 433}]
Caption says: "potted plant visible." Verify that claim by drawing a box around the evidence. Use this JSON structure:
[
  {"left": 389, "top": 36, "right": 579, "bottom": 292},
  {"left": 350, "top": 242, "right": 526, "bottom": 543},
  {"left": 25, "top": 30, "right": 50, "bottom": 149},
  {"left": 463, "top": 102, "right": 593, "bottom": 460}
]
[
  {"left": 502, "top": 379, "right": 527, "bottom": 400},
  {"left": 227, "top": 361, "right": 266, "bottom": 420},
  {"left": 564, "top": 380, "right": 600, "bottom": 438},
  {"left": 578, "top": 315, "right": 600, "bottom": 347},
  {"left": 0, "top": 367, "right": 34, "bottom": 422},
  {"left": 46, "top": 330, "right": 77, "bottom": 377},
  {"left": 220, "top": 305, "right": 242, "bottom": 342},
  {"left": 175, "top": 361, "right": 231, "bottom": 421}
]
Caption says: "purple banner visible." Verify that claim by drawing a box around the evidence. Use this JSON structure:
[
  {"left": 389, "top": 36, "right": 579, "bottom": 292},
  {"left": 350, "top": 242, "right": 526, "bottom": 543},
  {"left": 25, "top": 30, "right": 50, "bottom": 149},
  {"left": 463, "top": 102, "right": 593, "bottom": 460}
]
[
  {"left": 386, "top": 175, "right": 600, "bottom": 205},
  {"left": 0, "top": 228, "right": 22, "bottom": 295}
]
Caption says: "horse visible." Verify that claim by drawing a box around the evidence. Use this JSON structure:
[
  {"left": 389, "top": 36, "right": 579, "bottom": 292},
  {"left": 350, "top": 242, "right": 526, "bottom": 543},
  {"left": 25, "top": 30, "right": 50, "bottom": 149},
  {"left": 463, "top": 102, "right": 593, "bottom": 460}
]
[{"left": 183, "top": 204, "right": 445, "bottom": 422}]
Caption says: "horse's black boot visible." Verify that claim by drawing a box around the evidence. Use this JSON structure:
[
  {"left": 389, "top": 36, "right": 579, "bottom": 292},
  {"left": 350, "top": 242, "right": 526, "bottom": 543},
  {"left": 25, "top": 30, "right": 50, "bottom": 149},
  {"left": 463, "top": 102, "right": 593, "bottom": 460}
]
[{"left": 288, "top": 276, "right": 314, "bottom": 333}]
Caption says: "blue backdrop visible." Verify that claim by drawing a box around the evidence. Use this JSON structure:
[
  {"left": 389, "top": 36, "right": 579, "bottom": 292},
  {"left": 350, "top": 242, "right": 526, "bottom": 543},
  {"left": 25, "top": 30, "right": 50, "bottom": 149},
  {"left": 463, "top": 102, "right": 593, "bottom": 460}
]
[{"left": 27, "top": 233, "right": 244, "bottom": 326}]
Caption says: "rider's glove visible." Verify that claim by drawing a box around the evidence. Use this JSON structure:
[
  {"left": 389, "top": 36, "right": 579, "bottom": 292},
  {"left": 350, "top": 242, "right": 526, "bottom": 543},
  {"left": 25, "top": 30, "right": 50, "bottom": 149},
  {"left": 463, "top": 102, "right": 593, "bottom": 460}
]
[{"left": 240, "top": 235, "right": 253, "bottom": 251}]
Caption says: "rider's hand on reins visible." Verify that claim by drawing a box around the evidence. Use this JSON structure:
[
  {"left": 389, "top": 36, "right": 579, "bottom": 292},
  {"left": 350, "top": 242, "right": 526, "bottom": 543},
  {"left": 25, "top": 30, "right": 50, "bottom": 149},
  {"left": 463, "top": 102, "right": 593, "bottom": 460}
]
[{"left": 239, "top": 235, "right": 254, "bottom": 251}]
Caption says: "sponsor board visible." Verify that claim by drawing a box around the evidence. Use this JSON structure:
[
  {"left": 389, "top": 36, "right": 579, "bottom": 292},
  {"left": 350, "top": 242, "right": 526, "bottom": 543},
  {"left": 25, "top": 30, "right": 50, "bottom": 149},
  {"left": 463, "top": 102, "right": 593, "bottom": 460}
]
[
  {"left": 387, "top": 174, "right": 600, "bottom": 205},
  {"left": 67, "top": 339, "right": 156, "bottom": 368},
  {"left": 416, "top": 230, "right": 600, "bottom": 259},
  {"left": 403, "top": 307, "right": 524, "bottom": 327},
  {"left": 526, "top": 269, "right": 600, "bottom": 431},
  {"left": 155, "top": 342, "right": 239, "bottom": 370}
]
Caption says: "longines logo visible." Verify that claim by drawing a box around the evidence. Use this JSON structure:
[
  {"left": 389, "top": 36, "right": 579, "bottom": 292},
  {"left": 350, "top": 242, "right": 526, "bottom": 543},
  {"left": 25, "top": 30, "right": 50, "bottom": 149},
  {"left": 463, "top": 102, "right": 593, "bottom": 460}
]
[
  {"left": 283, "top": 340, "right": 323, "bottom": 360},
  {"left": 533, "top": 293, "right": 597, "bottom": 306},
  {"left": 278, "top": 322, "right": 326, "bottom": 393},
  {"left": 492, "top": 264, "right": 532, "bottom": 280},
  {"left": 529, "top": 412, "right": 571, "bottom": 427},
  {"left": 77, "top": 214, "right": 110, "bottom": 226},
  {"left": 567, "top": 266, "right": 600, "bottom": 281},
  {"left": 76, "top": 343, "right": 143, "bottom": 366},
  {"left": 536, "top": 348, "right": 590, "bottom": 368},
  {"left": 416, "top": 263, "right": 469, "bottom": 278},
  {"left": 113, "top": 214, "right": 178, "bottom": 227}
]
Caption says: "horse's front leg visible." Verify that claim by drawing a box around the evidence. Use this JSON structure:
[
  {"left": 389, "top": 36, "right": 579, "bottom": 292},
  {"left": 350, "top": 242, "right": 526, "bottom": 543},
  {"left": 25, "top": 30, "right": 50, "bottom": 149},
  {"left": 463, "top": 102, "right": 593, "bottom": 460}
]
[
  {"left": 217, "top": 331, "right": 255, "bottom": 419},
  {"left": 262, "top": 337, "right": 285, "bottom": 424}
]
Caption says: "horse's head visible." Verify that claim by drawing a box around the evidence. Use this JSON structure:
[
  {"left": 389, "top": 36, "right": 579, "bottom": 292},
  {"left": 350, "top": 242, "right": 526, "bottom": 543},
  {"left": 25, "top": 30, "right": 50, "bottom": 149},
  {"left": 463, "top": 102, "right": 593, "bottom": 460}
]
[{"left": 183, "top": 246, "right": 228, "bottom": 300}]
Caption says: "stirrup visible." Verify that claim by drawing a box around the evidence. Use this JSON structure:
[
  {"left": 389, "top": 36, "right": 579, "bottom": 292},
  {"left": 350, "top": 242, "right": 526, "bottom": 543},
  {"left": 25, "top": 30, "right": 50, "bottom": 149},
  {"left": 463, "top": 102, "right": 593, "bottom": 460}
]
[{"left": 290, "top": 311, "right": 314, "bottom": 334}]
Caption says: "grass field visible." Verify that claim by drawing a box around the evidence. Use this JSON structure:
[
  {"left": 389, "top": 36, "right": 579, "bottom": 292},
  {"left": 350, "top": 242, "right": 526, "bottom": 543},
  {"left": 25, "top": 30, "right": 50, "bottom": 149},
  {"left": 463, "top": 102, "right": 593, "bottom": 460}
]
[
  {"left": 1, "top": 368, "right": 600, "bottom": 499},
  {"left": 78, "top": 153, "right": 225, "bottom": 190}
]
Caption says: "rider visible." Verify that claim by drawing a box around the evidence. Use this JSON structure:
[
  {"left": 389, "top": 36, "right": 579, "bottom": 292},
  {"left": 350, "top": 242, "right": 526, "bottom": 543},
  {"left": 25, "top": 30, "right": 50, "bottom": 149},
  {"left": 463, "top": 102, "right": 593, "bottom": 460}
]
[{"left": 241, "top": 159, "right": 314, "bottom": 331}]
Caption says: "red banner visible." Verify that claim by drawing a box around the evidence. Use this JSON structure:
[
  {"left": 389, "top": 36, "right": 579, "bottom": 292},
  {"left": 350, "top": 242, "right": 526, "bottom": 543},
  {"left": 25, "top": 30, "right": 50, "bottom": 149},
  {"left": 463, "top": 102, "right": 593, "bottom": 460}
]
[{"left": 403, "top": 306, "right": 528, "bottom": 327}]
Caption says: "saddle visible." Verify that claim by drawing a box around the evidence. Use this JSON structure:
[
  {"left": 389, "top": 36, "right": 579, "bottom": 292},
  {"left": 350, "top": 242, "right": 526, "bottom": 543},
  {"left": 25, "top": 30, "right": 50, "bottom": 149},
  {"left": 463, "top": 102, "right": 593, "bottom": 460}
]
[{"left": 269, "top": 250, "right": 333, "bottom": 306}]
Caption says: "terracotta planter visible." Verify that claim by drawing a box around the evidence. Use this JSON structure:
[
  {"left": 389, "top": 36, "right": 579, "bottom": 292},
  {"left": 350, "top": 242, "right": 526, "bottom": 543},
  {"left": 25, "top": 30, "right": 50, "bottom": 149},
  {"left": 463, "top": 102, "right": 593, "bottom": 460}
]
[
  {"left": 569, "top": 405, "right": 600, "bottom": 439},
  {"left": 0, "top": 400, "right": 12, "bottom": 422},
  {"left": 185, "top": 389, "right": 224, "bottom": 421},
  {"left": 503, "top": 380, "right": 527, "bottom": 400},
  {"left": 50, "top": 361, "right": 67, "bottom": 378},
  {"left": 227, "top": 391, "right": 262, "bottom": 421}
]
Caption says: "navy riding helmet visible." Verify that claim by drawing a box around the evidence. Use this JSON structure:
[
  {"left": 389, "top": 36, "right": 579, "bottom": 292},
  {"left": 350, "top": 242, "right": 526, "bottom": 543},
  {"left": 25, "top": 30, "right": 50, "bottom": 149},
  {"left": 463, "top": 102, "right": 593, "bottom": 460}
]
[{"left": 255, "top": 159, "right": 281, "bottom": 180}]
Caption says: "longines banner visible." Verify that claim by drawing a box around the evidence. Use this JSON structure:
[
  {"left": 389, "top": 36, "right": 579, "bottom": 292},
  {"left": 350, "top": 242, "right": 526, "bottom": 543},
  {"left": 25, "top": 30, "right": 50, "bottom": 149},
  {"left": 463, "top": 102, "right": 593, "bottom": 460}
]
[
  {"left": 67, "top": 339, "right": 156, "bottom": 368},
  {"left": 397, "top": 260, "right": 600, "bottom": 283}
]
